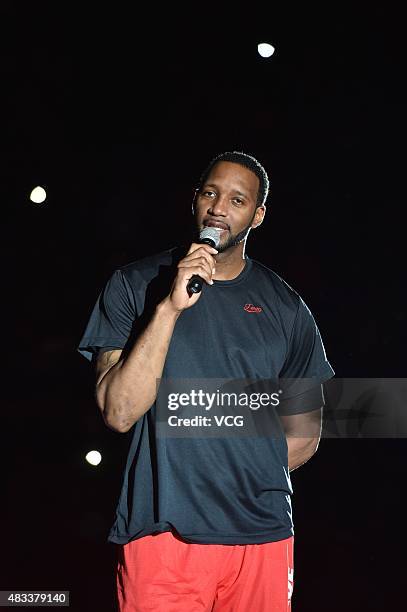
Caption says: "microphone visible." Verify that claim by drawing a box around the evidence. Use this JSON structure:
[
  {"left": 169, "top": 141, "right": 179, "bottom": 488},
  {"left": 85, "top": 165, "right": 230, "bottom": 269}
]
[{"left": 186, "top": 227, "right": 221, "bottom": 295}]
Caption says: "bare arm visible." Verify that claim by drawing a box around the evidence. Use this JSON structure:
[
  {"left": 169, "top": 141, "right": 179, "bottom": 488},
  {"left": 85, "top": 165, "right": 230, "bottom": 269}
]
[
  {"left": 279, "top": 407, "right": 323, "bottom": 472},
  {"left": 95, "top": 243, "right": 218, "bottom": 433}
]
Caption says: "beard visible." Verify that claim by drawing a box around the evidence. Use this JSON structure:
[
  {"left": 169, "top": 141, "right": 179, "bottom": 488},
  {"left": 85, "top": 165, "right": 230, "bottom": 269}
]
[
  {"left": 194, "top": 210, "right": 257, "bottom": 253},
  {"left": 215, "top": 223, "right": 252, "bottom": 252}
]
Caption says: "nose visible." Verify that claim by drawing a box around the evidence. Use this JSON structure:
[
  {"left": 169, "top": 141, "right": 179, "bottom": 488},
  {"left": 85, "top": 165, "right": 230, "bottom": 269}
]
[{"left": 208, "top": 194, "right": 228, "bottom": 217}]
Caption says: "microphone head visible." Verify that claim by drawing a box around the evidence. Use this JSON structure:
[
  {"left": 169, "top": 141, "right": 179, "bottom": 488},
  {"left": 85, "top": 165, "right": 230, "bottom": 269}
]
[{"left": 199, "top": 226, "right": 222, "bottom": 249}]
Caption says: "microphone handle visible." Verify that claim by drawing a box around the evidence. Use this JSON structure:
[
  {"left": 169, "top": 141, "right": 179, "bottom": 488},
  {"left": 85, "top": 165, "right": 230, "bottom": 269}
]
[
  {"left": 186, "top": 237, "right": 216, "bottom": 295},
  {"left": 187, "top": 275, "right": 204, "bottom": 295}
]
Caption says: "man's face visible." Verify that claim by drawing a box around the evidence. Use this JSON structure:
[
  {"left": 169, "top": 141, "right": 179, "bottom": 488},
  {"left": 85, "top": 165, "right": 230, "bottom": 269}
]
[{"left": 194, "top": 161, "right": 265, "bottom": 252}]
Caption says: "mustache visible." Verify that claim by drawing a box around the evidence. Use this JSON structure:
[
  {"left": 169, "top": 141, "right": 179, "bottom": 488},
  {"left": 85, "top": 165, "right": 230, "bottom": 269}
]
[{"left": 203, "top": 219, "right": 230, "bottom": 231}]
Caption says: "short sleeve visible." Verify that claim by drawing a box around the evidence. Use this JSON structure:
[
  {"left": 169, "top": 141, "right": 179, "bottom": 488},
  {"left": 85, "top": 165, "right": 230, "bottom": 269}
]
[
  {"left": 76, "top": 269, "right": 136, "bottom": 362},
  {"left": 277, "top": 296, "right": 335, "bottom": 414}
]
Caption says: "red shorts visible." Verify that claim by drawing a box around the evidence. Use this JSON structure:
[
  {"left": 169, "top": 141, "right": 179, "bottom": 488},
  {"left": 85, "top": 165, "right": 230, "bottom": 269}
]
[{"left": 116, "top": 531, "right": 294, "bottom": 611}]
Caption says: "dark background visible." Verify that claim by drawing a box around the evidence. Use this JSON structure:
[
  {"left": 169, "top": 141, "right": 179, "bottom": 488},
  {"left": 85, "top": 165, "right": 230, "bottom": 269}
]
[{"left": 2, "top": 2, "right": 405, "bottom": 610}]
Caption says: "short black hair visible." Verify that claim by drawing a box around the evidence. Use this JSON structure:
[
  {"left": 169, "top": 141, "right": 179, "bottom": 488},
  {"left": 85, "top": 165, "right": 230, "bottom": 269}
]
[{"left": 196, "top": 151, "right": 270, "bottom": 207}]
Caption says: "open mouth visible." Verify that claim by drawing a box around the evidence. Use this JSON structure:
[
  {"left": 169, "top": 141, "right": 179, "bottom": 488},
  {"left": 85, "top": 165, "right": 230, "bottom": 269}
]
[{"left": 204, "top": 220, "right": 229, "bottom": 231}]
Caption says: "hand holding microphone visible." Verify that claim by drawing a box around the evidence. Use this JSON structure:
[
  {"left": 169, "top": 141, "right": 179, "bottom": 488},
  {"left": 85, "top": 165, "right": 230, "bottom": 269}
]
[
  {"left": 186, "top": 227, "right": 221, "bottom": 295},
  {"left": 165, "top": 227, "right": 221, "bottom": 313}
]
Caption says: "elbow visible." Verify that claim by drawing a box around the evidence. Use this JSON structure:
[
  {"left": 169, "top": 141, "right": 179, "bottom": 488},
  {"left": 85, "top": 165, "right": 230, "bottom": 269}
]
[
  {"left": 100, "top": 398, "right": 137, "bottom": 432},
  {"left": 100, "top": 397, "right": 137, "bottom": 433},
  {"left": 95, "top": 385, "right": 133, "bottom": 433},
  {"left": 100, "top": 400, "right": 140, "bottom": 434},
  {"left": 103, "top": 413, "right": 133, "bottom": 433}
]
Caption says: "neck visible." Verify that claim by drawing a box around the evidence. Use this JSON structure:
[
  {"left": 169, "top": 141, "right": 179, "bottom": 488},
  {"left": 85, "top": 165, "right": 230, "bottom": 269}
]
[{"left": 213, "top": 241, "right": 247, "bottom": 281}]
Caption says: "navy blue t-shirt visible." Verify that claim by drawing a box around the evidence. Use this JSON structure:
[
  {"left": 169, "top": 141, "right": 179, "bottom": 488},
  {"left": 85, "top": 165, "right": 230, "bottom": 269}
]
[{"left": 77, "top": 248, "right": 335, "bottom": 545}]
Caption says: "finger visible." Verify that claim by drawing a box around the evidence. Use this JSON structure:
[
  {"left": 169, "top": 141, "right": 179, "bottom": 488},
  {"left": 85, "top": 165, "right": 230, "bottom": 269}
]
[
  {"left": 178, "top": 257, "right": 214, "bottom": 279},
  {"left": 178, "top": 265, "right": 214, "bottom": 286},
  {"left": 187, "top": 243, "right": 218, "bottom": 256},
  {"left": 179, "top": 254, "right": 214, "bottom": 271},
  {"left": 181, "top": 250, "right": 217, "bottom": 270}
]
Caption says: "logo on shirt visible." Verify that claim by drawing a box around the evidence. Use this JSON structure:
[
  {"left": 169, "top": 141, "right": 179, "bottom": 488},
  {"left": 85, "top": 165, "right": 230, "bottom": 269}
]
[{"left": 243, "top": 304, "right": 262, "bottom": 313}]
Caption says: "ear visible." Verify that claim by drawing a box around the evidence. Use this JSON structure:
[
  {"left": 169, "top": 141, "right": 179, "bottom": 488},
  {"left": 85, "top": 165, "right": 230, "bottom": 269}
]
[{"left": 251, "top": 204, "right": 266, "bottom": 229}]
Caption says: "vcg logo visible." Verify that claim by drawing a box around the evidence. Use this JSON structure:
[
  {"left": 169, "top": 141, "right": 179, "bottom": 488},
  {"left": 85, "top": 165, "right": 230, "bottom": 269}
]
[{"left": 214, "top": 415, "right": 244, "bottom": 426}]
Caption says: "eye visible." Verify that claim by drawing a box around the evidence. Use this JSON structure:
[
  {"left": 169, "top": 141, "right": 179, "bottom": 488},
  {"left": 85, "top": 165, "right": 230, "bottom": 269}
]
[
  {"left": 232, "top": 197, "right": 244, "bottom": 206},
  {"left": 201, "top": 190, "right": 216, "bottom": 198}
]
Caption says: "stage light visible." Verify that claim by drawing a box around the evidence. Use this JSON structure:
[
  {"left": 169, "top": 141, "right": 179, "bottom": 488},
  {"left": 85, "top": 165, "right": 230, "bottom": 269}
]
[
  {"left": 257, "top": 43, "right": 275, "bottom": 58},
  {"left": 85, "top": 450, "right": 102, "bottom": 466},
  {"left": 30, "top": 186, "right": 47, "bottom": 204}
]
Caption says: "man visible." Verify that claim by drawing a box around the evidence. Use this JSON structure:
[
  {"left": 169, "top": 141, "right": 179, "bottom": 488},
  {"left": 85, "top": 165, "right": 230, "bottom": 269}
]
[{"left": 77, "top": 151, "right": 335, "bottom": 611}]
